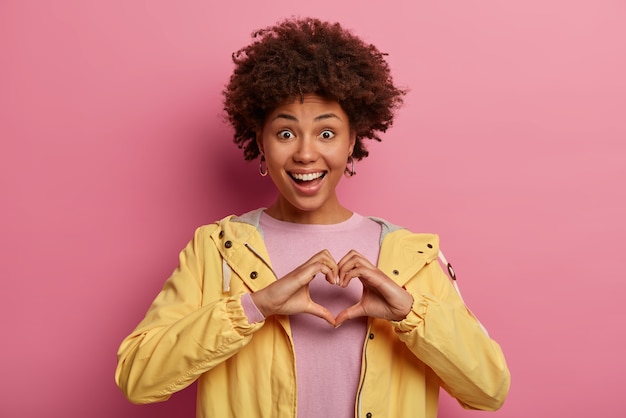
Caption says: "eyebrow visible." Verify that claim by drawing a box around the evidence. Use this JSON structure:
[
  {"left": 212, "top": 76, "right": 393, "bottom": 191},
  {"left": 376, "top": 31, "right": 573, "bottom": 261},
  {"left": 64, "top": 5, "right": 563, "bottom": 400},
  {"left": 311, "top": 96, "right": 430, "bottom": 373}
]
[{"left": 271, "top": 113, "right": 343, "bottom": 122}]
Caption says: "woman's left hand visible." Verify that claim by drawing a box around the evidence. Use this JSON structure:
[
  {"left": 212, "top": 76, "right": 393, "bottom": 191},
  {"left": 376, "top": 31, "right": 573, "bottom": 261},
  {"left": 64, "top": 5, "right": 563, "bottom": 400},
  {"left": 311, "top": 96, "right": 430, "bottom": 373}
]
[{"left": 335, "top": 250, "right": 413, "bottom": 327}]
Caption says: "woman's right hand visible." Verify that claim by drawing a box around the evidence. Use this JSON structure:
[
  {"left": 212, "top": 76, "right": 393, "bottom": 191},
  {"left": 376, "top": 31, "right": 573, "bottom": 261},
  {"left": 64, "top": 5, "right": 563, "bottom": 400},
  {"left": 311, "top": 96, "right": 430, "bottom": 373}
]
[{"left": 250, "top": 250, "right": 338, "bottom": 326}]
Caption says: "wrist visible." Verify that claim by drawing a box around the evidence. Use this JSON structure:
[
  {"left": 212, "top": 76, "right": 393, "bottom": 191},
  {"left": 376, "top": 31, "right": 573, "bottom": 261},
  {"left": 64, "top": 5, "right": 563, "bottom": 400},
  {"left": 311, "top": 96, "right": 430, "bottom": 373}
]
[
  {"left": 250, "top": 291, "right": 270, "bottom": 318},
  {"left": 242, "top": 293, "right": 266, "bottom": 323},
  {"left": 395, "top": 289, "right": 414, "bottom": 320}
]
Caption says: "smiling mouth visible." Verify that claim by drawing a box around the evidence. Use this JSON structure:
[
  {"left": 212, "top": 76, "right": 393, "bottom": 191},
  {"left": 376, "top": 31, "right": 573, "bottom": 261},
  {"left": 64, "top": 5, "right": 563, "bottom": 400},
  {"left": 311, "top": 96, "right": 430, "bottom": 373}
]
[{"left": 289, "top": 172, "right": 326, "bottom": 184}]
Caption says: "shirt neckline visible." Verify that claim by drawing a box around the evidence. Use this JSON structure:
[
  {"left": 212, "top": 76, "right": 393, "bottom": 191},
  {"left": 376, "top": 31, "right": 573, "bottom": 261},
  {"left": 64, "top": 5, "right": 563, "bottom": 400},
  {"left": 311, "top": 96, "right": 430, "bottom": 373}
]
[{"left": 260, "top": 210, "right": 363, "bottom": 232}]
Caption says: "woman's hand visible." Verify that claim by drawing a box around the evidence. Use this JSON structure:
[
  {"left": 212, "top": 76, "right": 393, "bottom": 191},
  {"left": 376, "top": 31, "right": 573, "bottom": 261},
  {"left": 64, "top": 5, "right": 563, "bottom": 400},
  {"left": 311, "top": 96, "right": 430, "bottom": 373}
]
[
  {"left": 250, "top": 250, "right": 338, "bottom": 326},
  {"left": 335, "top": 250, "right": 413, "bottom": 327}
]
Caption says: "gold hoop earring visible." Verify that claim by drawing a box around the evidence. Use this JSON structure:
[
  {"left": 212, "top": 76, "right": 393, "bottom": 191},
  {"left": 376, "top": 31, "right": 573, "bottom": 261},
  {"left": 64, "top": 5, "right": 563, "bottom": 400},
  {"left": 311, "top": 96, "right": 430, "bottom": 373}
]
[
  {"left": 344, "top": 156, "right": 356, "bottom": 178},
  {"left": 259, "top": 155, "right": 268, "bottom": 177}
]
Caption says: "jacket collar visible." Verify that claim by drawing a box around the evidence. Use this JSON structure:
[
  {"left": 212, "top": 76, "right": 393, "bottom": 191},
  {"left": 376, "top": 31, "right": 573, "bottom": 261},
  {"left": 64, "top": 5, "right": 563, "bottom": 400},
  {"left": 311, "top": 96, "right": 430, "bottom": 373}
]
[
  {"left": 232, "top": 208, "right": 406, "bottom": 245},
  {"left": 231, "top": 208, "right": 265, "bottom": 235},
  {"left": 212, "top": 210, "right": 275, "bottom": 292}
]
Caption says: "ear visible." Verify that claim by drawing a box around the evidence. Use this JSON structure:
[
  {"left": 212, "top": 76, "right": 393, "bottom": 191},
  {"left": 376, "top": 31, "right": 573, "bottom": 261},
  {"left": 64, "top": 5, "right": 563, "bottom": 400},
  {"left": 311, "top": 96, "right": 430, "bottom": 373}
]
[
  {"left": 255, "top": 129, "right": 264, "bottom": 155},
  {"left": 254, "top": 128, "right": 265, "bottom": 154},
  {"left": 348, "top": 131, "right": 356, "bottom": 156}
]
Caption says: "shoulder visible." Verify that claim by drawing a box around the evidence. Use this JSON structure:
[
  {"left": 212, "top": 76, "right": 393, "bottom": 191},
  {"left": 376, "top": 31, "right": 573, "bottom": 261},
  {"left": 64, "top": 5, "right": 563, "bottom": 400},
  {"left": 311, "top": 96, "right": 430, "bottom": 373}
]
[
  {"left": 191, "top": 208, "right": 264, "bottom": 242},
  {"left": 369, "top": 216, "right": 440, "bottom": 263}
]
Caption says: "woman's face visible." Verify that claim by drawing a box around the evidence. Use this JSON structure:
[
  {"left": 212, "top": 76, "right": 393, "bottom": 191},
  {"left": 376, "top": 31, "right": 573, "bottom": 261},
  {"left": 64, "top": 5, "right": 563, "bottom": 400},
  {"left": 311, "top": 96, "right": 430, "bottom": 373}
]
[{"left": 258, "top": 94, "right": 355, "bottom": 224}]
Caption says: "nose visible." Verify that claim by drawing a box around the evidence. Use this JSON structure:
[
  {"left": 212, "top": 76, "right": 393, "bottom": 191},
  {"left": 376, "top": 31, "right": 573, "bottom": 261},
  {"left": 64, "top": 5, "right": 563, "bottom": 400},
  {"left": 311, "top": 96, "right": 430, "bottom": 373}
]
[{"left": 293, "top": 136, "right": 318, "bottom": 163}]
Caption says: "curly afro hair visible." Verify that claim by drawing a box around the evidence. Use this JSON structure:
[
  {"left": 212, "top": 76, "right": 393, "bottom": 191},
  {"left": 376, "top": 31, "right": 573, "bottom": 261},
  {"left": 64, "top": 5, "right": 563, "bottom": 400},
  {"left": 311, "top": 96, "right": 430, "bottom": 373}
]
[{"left": 223, "top": 17, "right": 407, "bottom": 161}]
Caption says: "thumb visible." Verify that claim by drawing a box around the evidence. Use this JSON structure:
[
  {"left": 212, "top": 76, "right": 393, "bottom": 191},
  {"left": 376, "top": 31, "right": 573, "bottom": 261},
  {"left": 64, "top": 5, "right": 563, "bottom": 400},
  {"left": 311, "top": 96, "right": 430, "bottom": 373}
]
[
  {"left": 334, "top": 303, "right": 365, "bottom": 328},
  {"left": 305, "top": 302, "right": 336, "bottom": 327}
]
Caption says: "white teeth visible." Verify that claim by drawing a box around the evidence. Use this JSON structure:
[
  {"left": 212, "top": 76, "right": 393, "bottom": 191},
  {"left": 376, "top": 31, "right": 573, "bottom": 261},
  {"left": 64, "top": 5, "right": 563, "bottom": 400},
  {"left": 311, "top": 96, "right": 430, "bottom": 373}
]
[{"left": 291, "top": 172, "right": 324, "bottom": 181}]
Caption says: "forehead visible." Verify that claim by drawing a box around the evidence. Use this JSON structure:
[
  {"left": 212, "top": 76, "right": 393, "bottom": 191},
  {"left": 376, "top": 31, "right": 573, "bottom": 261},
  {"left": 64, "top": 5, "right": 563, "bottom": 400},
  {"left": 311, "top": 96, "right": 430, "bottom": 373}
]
[{"left": 266, "top": 94, "right": 348, "bottom": 123}]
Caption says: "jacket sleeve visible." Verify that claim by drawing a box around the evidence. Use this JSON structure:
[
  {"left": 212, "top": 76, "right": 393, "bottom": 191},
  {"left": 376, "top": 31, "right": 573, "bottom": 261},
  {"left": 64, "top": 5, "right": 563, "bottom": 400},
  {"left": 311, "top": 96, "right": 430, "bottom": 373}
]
[
  {"left": 391, "top": 260, "right": 511, "bottom": 411},
  {"left": 115, "top": 226, "right": 264, "bottom": 404}
]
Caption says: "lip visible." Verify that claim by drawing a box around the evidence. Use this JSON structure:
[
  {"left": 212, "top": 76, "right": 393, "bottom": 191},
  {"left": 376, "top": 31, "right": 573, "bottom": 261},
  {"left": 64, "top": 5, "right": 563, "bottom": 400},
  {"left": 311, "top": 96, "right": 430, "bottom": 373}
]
[
  {"left": 289, "top": 171, "right": 325, "bottom": 181},
  {"left": 287, "top": 170, "right": 327, "bottom": 195}
]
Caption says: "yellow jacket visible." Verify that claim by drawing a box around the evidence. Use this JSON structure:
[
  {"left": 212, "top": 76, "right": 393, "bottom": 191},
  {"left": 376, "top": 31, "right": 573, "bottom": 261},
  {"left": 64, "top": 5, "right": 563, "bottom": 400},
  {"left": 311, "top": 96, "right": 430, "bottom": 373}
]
[{"left": 116, "top": 209, "right": 510, "bottom": 418}]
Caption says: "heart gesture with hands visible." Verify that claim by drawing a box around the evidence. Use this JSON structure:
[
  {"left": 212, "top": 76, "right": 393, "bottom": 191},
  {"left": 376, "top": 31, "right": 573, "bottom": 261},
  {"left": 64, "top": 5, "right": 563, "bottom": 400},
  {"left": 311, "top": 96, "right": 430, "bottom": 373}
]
[
  {"left": 250, "top": 250, "right": 340, "bottom": 325},
  {"left": 334, "top": 250, "right": 413, "bottom": 327},
  {"left": 250, "top": 249, "right": 413, "bottom": 327}
]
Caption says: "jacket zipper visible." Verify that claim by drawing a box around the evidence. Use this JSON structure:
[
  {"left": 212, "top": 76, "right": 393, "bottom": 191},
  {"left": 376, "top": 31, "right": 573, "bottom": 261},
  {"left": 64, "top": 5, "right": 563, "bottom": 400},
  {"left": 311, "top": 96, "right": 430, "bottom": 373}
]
[{"left": 355, "top": 323, "right": 372, "bottom": 418}]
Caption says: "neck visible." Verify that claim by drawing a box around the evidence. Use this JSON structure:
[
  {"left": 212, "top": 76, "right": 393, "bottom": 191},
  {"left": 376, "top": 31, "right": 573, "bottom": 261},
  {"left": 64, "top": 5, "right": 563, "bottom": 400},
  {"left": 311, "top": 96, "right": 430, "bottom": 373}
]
[{"left": 265, "top": 200, "right": 353, "bottom": 225}]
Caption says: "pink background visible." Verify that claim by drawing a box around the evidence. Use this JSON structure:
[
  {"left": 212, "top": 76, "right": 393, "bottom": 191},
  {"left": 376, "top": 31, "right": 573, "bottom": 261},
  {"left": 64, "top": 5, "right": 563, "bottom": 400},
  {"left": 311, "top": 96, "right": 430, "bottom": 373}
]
[{"left": 1, "top": 1, "right": 624, "bottom": 417}]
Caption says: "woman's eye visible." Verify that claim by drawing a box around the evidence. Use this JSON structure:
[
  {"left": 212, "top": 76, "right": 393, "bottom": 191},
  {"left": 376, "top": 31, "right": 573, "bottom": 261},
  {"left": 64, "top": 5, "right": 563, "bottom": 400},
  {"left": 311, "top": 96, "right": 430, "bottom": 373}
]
[
  {"left": 278, "top": 130, "right": 294, "bottom": 139},
  {"left": 319, "top": 130, "right": 335, "bottom": 140}
]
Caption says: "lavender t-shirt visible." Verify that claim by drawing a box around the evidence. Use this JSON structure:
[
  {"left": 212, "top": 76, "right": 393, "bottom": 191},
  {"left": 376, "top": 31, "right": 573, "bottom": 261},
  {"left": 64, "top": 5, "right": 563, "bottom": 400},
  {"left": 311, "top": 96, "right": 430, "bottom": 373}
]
[{"left": 247, "top": 211, "right": 382, "bottom": 418}]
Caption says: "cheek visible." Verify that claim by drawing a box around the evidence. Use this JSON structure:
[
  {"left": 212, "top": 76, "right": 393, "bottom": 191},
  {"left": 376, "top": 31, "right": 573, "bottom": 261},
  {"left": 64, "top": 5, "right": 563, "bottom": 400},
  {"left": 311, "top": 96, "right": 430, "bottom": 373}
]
[
  {"left": 264, "top": 151, "right": 285, "bottom": 169},
  {"left": 264, "top": 154, "right": 290, "bottom": 181},
  {"left": 331, "top": 151, "right": 349, "bottom": 168}
]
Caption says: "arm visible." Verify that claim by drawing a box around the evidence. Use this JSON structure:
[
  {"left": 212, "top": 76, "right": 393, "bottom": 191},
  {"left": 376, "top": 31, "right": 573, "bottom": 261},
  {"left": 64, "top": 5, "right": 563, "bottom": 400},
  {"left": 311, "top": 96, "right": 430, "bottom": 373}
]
[
  {"left": 115, "top": 226, "right": 264, "bottom": 404},
  {"left": 392, "top": 260, "right": 511, "bottom": 411}
]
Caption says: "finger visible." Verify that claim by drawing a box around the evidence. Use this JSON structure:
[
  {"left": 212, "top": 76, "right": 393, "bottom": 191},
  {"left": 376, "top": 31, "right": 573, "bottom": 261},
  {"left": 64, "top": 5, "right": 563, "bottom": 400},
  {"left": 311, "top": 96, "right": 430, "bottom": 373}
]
[
  {"left": 336, "top": 249, "right": 360, "bottom": 270},
  {"left": 311, "top": 249, "right": 338, "bottom": 267},
  {"left": 323, "top": 270, "right": 340, "bottom": 286},
  {"left": 335, "top": 303, "right": 366, "bottom": 328},
  {"left": 337, "top": 254, "right": 359, "bottom": 286},
  {"left": 305, "top": 302, "right": 336, "bottom": 326},
  {"left": 341, "top": 259, "right": 395, "bottom": 289},
  {"left": 309, "top": 250, "right": 339, "bottom": 283},
  {"left": 315, "top": 258, "right": 340, "bottom": 285},
  {"left": 293, "top": 261, "right": 334, "bottom": 286},
  {"left": 337, "top": 252, "right": 377, "bottom": 286},
  {"left": 337, "top": 250, "right": 375, "bottom": 270},
  {"left": 337, "top": 265, "right": 360, "bottom": 288},
  {"left": 338, "top": 263, "right": 377, "bottom": 288}
]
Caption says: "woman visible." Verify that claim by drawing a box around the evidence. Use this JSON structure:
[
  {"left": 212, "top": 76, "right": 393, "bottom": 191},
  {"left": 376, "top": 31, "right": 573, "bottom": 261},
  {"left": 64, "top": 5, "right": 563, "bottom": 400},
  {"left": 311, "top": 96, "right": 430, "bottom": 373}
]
[{"left": 116, "top": 17, "right": 510, "bottom": 418}]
